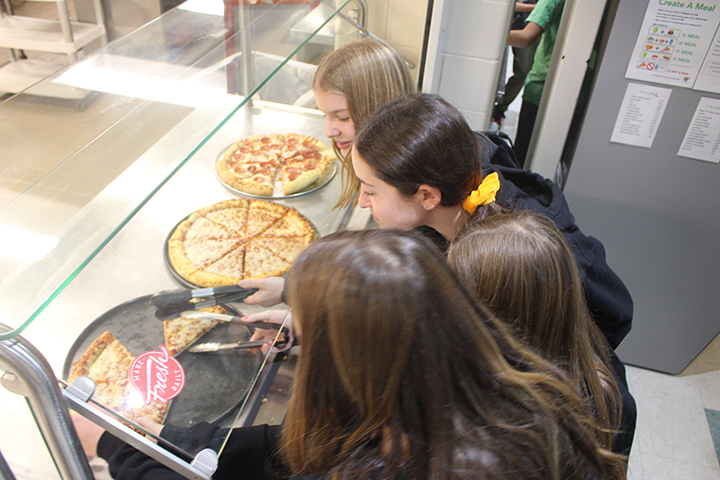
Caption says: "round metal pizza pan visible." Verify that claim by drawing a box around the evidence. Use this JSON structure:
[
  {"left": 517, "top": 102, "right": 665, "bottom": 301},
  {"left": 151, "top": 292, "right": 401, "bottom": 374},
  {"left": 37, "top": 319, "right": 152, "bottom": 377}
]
[
  {"left": 162, "top": 217, "right": 197, "bottom": 288},
  {"left": 163, "top": 200, "right": 320, "bottom": 289},
  {"left": 63, "top": 295, "right": 262, "bottom": 428},
  {"left": 214, "top": 142, "right": 338, "bottom": 199}
]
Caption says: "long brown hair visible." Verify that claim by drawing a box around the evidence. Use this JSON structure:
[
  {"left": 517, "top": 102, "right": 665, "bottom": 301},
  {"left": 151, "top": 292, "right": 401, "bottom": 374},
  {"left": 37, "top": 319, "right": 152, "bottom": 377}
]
[
  {"left": 447, "top": 211, "right": 622, "bottom": 450},
  {"left": 283, "top": 229, "right": 626, "bottom": 480},
  {"left": 313, "top": 37, "right": 416, "bottom": 208}
]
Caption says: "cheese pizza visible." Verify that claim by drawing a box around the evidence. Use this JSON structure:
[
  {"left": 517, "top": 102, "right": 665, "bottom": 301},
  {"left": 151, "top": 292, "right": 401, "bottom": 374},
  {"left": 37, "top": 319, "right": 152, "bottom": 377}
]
[
  {"left": 167, "top": 199, "right": 317, "bottom": 287},
  {"left": 68, "top": 331, "right": 169, "bottom": 425},
  {"left": 216, "top": 133, "right": 335, "bottom": 196},
  {"left": 163, "top": 305, "right": 227, "bottom": 356}
]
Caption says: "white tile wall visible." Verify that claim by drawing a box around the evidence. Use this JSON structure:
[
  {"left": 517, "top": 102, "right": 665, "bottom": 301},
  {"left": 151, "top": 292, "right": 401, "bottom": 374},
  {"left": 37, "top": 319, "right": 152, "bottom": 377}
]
[
  {"left": 425, "top": 0, "right": 514, "bottom": 131},
  {"left": 436, "top": 53, "right": 499, "bottom": 112},
  {"left": 439, "top": 0, "right": 512, "bottom": 60},
  {"left": 364, "top": 0, "right": 426, "bottom": 84}
]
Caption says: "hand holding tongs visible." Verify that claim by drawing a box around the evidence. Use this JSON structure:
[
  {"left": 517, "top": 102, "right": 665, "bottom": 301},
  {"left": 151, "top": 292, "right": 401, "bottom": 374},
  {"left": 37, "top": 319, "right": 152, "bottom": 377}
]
[
  {"left": 152, "top": 285, "right": 258, "bottom": 319},
  {"left": 180, "top": 310, "right": 290, "bottom": 353}
]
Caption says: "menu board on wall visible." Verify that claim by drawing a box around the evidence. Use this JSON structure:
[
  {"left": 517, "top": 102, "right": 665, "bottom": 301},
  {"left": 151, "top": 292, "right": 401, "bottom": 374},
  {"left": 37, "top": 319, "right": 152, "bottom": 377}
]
[{"left": 625, "top": 0, "right": 720, "bottom": 91}]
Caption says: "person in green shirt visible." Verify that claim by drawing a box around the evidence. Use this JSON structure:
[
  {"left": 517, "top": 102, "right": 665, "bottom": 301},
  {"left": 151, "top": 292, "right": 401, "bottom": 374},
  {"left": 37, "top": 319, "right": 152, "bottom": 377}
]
[
  {"left": 492, "top": 1, "right": 537, "bottom": 128},
  {"left": 508, "top": 0, "right": 565, "bottom": 166}
]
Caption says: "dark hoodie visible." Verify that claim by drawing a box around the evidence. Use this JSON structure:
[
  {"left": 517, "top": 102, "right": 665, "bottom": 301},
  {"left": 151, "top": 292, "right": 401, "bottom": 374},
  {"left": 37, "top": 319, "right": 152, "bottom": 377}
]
[{"left": 422, "top": 132, "right": 633, "bottom": 350}]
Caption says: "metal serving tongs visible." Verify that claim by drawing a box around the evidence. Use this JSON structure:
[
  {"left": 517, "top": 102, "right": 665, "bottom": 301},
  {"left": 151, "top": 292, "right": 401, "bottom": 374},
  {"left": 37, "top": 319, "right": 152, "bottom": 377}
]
[
  {"left": 185, "top": 310, "right": 291, "bottom": 353},
  {"left": 151, "top": 285, "right": 258, "bottom": 320}
]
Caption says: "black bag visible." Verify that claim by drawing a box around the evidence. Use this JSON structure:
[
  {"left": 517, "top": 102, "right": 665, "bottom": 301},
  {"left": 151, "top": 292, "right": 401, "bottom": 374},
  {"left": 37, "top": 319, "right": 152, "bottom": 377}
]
[{"left": 511, "top": 0, "right": 538, "bottom": 31}]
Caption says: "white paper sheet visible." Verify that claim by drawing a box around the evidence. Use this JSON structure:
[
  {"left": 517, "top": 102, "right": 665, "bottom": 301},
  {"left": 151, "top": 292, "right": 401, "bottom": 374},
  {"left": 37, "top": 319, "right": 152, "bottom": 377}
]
[
  {"left": 678, "top": 97, "right": 720, "bottom": 162},
  {"left": 694, "top": 25, "right": 720, "bottom": 93},
  {"left": 611, "top": 83, "right": 672, "bottom": 148}
]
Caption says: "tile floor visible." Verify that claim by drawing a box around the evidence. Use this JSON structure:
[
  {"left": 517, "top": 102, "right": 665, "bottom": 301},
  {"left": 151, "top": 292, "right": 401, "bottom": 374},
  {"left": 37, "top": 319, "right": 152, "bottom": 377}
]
[{"left": 2, "top": 2, "right": 720, "bottom": 480}]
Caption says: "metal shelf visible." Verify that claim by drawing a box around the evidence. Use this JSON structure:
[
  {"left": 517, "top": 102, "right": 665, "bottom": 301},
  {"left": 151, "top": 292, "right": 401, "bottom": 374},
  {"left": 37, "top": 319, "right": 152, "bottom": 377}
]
[
  {"left": 0, "top": 58, "right": 88, "bottom": 98},
  {"left": 0, "top": 0, "right": 106, "bottom": 95},
  {"left": 0, "top": 15, "right": 105, "bottom": 54}
]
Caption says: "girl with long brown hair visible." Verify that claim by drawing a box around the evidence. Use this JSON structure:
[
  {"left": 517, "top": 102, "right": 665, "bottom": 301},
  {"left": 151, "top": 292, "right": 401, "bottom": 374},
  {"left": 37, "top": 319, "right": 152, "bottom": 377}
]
[
  {"left": 77, "top": 229, "right": 628, "bottom": 480},
  {"left": 447, "top": 211, "right": 636, "bottom": 456},
  {"left": 282, "top": 228, "right": 626, "bottom": 480}
]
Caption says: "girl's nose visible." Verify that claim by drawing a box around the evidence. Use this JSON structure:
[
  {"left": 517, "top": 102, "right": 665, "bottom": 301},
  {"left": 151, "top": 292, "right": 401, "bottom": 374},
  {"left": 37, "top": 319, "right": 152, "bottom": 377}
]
[
  {"left": 325, "top": 119, "right": 339, "bottom": 139},
  {"left": 357, "top": 186, "right": 370, "bottom": 208}
]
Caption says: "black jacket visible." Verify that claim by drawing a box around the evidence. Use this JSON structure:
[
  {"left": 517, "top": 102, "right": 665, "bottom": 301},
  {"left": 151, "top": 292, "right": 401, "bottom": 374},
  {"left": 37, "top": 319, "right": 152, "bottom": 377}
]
[
  {"left": 470, "top": 133, "right": 633, "bottom": 349},
  {"left": 98, "top": 423, "right": 285, "bottom": 480}
]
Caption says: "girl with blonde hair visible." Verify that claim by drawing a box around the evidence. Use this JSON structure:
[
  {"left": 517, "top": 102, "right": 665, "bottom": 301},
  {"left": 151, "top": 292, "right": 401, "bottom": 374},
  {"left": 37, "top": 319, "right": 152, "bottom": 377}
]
[
  {"left": 312, "top": 36, "right": 416, "bottom": 208},
  {"left": 447, "top": 211, "right": 636, "bottom": 456}
]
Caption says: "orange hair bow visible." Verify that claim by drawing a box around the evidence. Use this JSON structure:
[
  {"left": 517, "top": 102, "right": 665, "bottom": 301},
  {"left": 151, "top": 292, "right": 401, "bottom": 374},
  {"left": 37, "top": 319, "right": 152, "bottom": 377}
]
[{"left": 462, "top": 172, "right": 500, "bottom": 215}]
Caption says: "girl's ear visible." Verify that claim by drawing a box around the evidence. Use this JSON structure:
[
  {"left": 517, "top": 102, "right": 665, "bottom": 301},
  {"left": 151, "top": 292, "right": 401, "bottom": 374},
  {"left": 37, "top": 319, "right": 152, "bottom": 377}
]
[{"left": 417, "top": 185, "right": 442, "bottom": 211}]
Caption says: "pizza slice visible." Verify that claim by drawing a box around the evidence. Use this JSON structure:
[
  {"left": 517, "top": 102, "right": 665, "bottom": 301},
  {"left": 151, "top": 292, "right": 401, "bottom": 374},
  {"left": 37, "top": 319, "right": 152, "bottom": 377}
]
[
  {"left": 183, "top": 237, "right": 243, "bottom": 269},
  {"left": 199, "top": 199, "right": 250, "bottom": 238},
  {"left": 200, "top": 244, "right": 247, "bottom": 287},
  {"left": 182, "top": 214, "right": 236, "bottom": 243},
  {"left": 246, "top": 200, "right": 288, "bottom": 238},
  {"left": 250, "top": 134, "right": 285, "bottom": 159},
  {"left": 253, "top": 234, "right": 314, "bottom": 265},
  {"left": 278, "top": 133, "right": 314, "bottom": 157},
  {"left": 261, "top": 209, "right": 318, "bottom": 238},
  {"left": 68, "top": 331, "right": 169, "bottom": 425},
  {"left": 227, "top": 155, "right": 279, "bottom": 178},
  {"left": 163, "top": 305, "right": 226, "bottom": 356},
  {"left": 244, "top": 239, "right": 293, "bottom": 279},
  {"left": 196, "top": 243, "right": 247, "bottom": 286},
  {"left": 231, "top": 169, "right": 276, "bottom": 197}
]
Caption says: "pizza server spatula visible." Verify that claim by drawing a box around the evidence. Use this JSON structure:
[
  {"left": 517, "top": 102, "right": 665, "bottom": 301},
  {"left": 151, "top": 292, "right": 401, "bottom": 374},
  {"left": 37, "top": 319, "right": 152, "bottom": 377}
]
[
  {"left": 150, "top": 286, "right": 257, "bottom": 307},
  {"left": 152, "top": 287, "right": 258, "bottom": 320},
  {"left": 176, "top": 311, "right": 289, "bottom": 334}
]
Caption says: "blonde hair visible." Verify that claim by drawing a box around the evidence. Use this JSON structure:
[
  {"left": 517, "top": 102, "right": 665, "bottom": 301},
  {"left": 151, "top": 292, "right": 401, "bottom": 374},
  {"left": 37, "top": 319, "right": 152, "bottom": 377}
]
[
  {"left": 282, "top": 229, "right": 627, "bottom": 480},
  {"left": 448, "top": 211, "right": 623, "bottom": 451},
  {"left": 313, "top": 37, "right": 416, "bottom": 208}
]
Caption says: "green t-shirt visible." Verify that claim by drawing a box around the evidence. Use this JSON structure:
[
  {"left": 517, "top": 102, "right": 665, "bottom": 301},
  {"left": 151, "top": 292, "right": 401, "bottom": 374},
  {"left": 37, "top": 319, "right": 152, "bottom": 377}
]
[{"left": 523, "top": 0, "right": 566, "bottom": 106}]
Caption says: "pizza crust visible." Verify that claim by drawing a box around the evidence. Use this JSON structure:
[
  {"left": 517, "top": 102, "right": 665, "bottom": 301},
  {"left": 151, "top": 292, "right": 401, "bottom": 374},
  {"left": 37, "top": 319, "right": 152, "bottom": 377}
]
[{"left": 163, "top": 305, "right": 226, "bottom": 356}]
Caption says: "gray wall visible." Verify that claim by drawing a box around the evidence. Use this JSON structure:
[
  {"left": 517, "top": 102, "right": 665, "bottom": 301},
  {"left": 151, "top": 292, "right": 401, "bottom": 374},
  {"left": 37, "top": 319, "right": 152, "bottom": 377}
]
[{"left": 564, "top": 0, "right": 720, "bottom": 374}]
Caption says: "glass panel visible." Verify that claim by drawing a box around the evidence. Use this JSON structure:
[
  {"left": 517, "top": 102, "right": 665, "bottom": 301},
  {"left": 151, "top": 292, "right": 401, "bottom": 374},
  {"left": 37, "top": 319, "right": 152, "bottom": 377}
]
[
  {"left": 1, "top": 0, "right": 366, "bottom": 472},
  {"left": 0, "top": 0, "right": 356, "bottom": 340}
]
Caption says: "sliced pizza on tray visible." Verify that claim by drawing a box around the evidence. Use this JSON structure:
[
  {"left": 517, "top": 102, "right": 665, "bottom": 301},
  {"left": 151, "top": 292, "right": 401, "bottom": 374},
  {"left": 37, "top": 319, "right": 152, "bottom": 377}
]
[
  {"left": 167, "top": 199, "right": 318, "bottom": 288},
  {"left": 163, "top": 305, "right": 227, "bottom": 356},
  {"left": 68, "top": 331, "right": 169, "bottom": 425}
]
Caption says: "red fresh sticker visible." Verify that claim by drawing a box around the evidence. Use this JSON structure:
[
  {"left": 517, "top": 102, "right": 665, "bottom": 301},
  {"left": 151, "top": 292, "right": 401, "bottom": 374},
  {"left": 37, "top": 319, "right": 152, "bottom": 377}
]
[{"left": 130, "top": 346, "right": 185, "bottom": 405}]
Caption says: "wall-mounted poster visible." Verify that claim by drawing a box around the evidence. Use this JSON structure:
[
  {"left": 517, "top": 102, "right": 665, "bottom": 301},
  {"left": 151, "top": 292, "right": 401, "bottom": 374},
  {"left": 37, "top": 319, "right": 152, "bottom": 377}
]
[
  {"left": 694, "top": 25, "right": 720, "bottom": 93},
  {"left": 625, "top": 0, "right": 720, "bottom": 89}
]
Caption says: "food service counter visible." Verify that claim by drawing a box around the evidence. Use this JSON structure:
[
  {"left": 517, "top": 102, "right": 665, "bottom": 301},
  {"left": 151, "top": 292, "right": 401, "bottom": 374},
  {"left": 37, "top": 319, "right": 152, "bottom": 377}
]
[
  {"left": 0, "top": 0, "right": 370, "bottom": 476},
  {"left": 31, "top": 101, "right": 350, "bottom": 477}
]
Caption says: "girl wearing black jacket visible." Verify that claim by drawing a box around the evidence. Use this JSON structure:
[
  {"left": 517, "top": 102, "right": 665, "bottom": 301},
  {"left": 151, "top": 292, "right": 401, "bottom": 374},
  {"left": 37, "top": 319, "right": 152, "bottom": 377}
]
[{"left": 80, "top": 230, "right": 628, "bottom": 480}]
